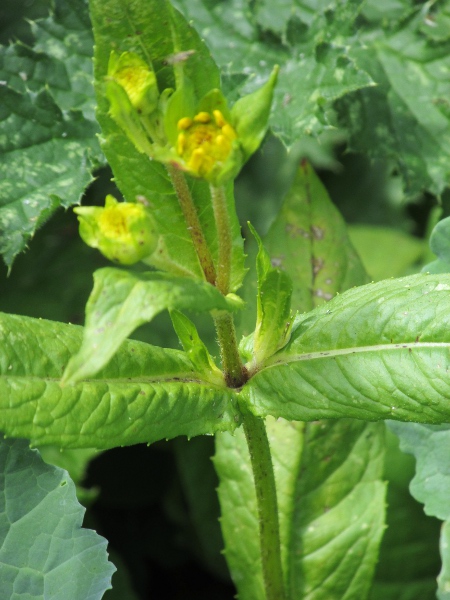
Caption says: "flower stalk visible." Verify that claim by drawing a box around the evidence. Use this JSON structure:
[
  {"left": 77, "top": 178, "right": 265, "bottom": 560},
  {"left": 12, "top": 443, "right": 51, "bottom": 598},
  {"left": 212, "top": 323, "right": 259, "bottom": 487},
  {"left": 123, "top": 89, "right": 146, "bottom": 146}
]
[{"left": 166, "top": 164, "right": 217, "bottom": 285}]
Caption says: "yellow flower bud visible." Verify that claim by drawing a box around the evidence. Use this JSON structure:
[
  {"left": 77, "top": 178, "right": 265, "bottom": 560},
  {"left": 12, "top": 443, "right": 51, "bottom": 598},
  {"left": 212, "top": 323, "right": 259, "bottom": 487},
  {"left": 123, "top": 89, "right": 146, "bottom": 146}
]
[
  {"left": 74, "top": 196, "right": 157, "bottom": 265},
  {"left": 108, "top": 51, "right": 159, "bottom": 116}
]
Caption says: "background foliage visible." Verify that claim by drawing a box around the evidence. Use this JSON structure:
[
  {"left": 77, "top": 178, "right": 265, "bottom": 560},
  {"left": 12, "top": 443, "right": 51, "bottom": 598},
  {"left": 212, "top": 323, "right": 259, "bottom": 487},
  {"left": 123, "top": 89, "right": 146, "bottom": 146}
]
[{"left": 1, "top": 0, "right": 450, "bottom": 598}]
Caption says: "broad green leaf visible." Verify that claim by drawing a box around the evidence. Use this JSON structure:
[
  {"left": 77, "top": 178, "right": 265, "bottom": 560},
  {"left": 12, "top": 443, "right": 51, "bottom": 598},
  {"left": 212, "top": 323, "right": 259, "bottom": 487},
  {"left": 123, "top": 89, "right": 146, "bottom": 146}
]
[
  {"left": 388, "top": 421, "right": 450, "bottom": 599},
  {"left": 0, "top": 436, "right": 115, "bottom": 599},
  {"left": 337, "top": 3, "right": 450, "bottom": 197},
  {"left": 89, "top": 0, "right": 246, "bottom": 290},
  {"left": 38, "top": 446, "right": 100, "bottom": 504},
  {"left": 422, "top": 216, "right": 450, "bottom": 275},
  {"left": 0, "top": 0, "right": 102, "bottom": 268},
  {"left": 249, "top": 223, "right": 293, "bottom": 365},
  {"left": 215, "top": 418, "right": 385, "bottom": 600},
  {"left": 440, "top": 521, "right": 450, "bottom": 600},
  {"left": 173, "top": 0, "right": 373, "bottom": 146},
  {"left": 390, "top": 425, "right": 450, "bottom": 515},
  {"left": 348, "top": 225, "right": 426, "bottom": 281},
  {"left": 0, "top": 87, "right": 100, "bottom": 269},
  {"left": 0, "top": 313, "right": 240, "bottom": 449},
  {"left": 370, "top": 428, "right": 441, "bottom": 600},
  {"left": 243, "top": 273, "right": 450, "bottom": 424},
  {"left": 63, "top": 267, "right": 242, "bottom": 385}
]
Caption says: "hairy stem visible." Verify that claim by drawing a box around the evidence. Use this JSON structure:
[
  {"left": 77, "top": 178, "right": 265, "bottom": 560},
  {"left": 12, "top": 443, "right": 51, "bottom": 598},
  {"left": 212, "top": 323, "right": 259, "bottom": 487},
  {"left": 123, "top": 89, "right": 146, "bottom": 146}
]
[
  {"left": 213, "top": 311, "right": 247, "bottom": 388},
  {"left": 210, "top": 184, "right": 232, "bottom": 295},
  {"left": 242, "top": 411, "right": 286, "bottom": 600},
  {"left": 167, "top": 164, "right": 217, "bottom": 285}
]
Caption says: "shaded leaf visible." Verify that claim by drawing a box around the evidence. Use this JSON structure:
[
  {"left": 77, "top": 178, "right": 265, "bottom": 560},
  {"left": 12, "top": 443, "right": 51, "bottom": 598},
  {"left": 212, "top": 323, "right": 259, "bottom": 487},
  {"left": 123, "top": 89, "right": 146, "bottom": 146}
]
[
  {"left": 337, "top": 4, "right": 450, "bottom": 197},
  {"left": 0, "top": 0, "right": 102, "bottom": 268},
  {"left": 388, "top": 421, "right": 450, "bottom": 599},
  {"left": 370, "top": 428, "right": 441, "bottom": 600},
  {"left": 0, "top": 436, "right": 115, "bottom": 599},
  {"left": 349, "top": 225, "right": 426, "bottom": 281},
  {"left": 173, "top": 0, "right": 373, "bottom": 146},
  {"left": 174, "top": 436, "right": 229, "bottom": 580}
]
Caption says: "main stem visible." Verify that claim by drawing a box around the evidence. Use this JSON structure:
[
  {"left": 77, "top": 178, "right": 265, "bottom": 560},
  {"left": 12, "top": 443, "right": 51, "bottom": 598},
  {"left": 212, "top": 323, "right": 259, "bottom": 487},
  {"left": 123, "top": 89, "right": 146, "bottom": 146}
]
[
  {"left": 170, "top": 173, "right": 285, "bottom": 599},
  {"left": 243, "top": 412, "right": 286, "bottom": 600},
  {"left": 209, "top": 184, "right": 285, "bottom": 599}
]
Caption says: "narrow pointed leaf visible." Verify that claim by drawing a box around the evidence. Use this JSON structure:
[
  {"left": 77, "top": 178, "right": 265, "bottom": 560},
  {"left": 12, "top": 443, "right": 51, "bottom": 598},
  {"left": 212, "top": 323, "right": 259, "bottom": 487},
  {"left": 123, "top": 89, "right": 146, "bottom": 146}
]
[
  {"left": 0, "top": 436, "right": 115, "bottom": 599},
  {"left": 0, "top": 313, "right": 240, "bottom": 449},
  {"left": 250, "top": 223, "right": 293, "bottom": 365},
  {"left": 243, "top": 273, "right": 450, "bottom": 424},
  {"left": 170, "top": 309, "right": 223, "bottom": 385},
  {"left": 262, "top": 161, "right": 368, "bottom": 314},
  {"left": 63, "top": 267, "right": 242, "bottom": 385}
]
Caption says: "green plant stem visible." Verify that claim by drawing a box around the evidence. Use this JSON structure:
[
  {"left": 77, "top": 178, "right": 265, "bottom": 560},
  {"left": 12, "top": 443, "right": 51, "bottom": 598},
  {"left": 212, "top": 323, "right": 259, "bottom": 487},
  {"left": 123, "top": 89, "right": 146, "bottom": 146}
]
[
  {"left": 170, "top": 169, "right": 284, "bottom": 599},
  {"left": 210, "top": 184, "right": 232, "bottom": 295},
  {"left": 167, "top": 164, "right": 217, "bottom": 285},
  {"left": 213, "top": 311, "right": 246, "bottom": 388},
  {"left": 242, "top": 411, "right": 286, "bottom": 600}
]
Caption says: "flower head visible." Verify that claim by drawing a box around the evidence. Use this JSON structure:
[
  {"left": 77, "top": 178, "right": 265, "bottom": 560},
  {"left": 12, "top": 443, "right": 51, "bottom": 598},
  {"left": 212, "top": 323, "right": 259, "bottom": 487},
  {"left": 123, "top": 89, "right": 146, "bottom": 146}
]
[
  {"left": 105, "top": 47, "right": 279, "bottom": 184},
  {"left": 74, "top": 196, "right": 157, "bottom": 265},
  {"left": 175, "top": 109, "right": 238, "bottom": 179}
]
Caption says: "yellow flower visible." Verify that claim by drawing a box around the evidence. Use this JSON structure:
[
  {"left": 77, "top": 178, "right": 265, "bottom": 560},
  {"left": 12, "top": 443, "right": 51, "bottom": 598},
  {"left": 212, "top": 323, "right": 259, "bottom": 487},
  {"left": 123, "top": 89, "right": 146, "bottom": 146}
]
[{"left": 175, "top": 110, "right": 238, "bottom": 179}]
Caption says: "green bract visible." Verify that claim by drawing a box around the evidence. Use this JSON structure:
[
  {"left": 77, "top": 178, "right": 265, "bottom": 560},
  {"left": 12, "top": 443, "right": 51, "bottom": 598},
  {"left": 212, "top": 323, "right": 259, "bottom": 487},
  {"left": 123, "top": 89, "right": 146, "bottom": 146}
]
[
  {"left": 74, "top": 195, "right": 157, "bottom": 265},
  {"left": 105, "top": 48, "right": 278, "bottom": 184}
]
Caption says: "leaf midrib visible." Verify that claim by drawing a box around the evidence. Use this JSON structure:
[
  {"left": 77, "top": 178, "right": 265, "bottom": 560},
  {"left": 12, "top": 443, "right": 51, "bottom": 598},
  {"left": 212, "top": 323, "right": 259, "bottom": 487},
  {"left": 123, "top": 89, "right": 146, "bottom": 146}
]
[{"left": 263, "top": 341, "right": 450, "bottom": 370}]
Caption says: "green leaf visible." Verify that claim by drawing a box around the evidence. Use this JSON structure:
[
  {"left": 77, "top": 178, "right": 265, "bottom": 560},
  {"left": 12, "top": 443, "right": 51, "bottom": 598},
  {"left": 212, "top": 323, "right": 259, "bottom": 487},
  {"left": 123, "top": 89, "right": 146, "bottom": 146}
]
[
  {"left": 439, "top": 521, "right": 450, "bottom": 600},
  {"left": 370, "top": 427, "right": 441, "bottom": 600},
  {"left": 0, "top": 0, "right": 102, "bottom": 268},
  {"left": 387, "top": 422, "right": 450, "bottom": 518},
  {"left": 173, "top": 0, "right": 373, "bottom": 146},
  {"left": 63, "top": 267, "right": 242, "bottom": 385},
  {"left": 248, "top": 223, "right": 293, "bottom": 365},
  {"left": 348, "top": 225, "right": 426, "bottom": 281},
  {"left": 337, "top": 4, "right": 450, "bottom": 197},
  {"left": 231, "top": 65, "right": 279, "bottom": 161},
  {"left": 388, "top": 421, "right": 450, "bottom": 598},
  {"left": 0, "top": 87, "right": 100, "bottom": 269},
  {"left": 170, "top": 309, "right": 223, "bottom": 385},
  {"left": 0, "top": 312, "right": 240, "bottom": 449},
  {"left": 423, "top": 216, "right": 450, "bottom": 275},
  {"left": 38, "top": 446, "right": 100, "bottom": 504},
  {"left": 0, "top": 436, "right": 115, "bottom": 599},
  {"left": 243, "top": 161, "right": 368, "bottom": 332},
  {"left": 215, "top": 418, "right": 386, "bottom": 600},
  {"left": 243, "top": 273, "right": 450, "bottom": 424}
]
